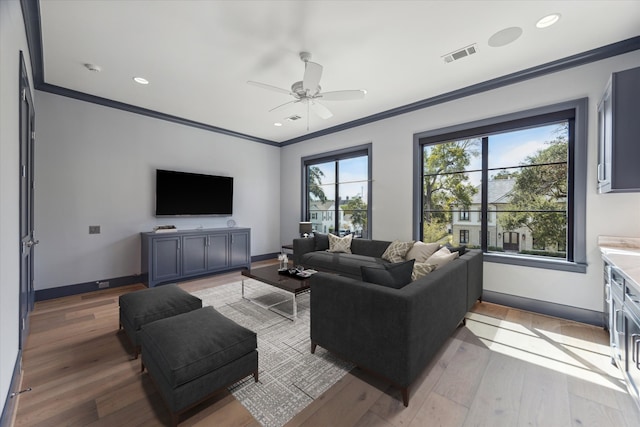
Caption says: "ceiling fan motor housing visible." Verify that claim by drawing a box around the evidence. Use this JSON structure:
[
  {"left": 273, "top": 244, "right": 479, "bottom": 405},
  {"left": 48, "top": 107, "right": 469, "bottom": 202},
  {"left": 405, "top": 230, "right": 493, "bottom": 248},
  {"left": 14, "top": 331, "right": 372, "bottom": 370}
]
[{"left": 291, "top": 81, "right": 320, "bottom": 98}]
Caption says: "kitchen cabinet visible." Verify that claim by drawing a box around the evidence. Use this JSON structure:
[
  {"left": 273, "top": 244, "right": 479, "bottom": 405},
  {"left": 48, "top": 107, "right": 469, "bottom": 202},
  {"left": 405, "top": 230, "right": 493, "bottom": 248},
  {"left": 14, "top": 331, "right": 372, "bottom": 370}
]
[
  {"left": 141, "top": 228, "right": 250, "bottom": 287},
  {"left": 602, "top": 252, "right": 640, "bottom": 409},
  {"left": 597, "top": 66, "right": 640, "bottom": 193}
]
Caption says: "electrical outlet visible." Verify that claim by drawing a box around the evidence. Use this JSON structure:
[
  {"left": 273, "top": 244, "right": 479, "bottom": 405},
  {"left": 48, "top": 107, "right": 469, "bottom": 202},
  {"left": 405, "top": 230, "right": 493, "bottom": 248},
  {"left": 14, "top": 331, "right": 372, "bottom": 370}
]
[
  {"left": 89, "top": 225, "right": 101, "bottom": 234},
  {"left": 97, "top": 281, "right": 109, "bottom": 288}
]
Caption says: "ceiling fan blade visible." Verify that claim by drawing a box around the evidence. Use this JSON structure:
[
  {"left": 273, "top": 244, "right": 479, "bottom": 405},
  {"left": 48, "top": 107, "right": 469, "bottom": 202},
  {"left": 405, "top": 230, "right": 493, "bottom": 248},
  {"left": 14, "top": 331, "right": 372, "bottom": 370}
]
[
  {"left": 247, "top": 81, "right": 291, "bottom": 95},
  {"left": 320, "top": 89, "right": 367, "bottom": 101},
  {"left": 269, "top": 99, "right": 299, "bottom": 113},
  {"left": 303, "top": 62, "right": 323, "bottom": 92},
  {"left": 310, "top": 100, "right": 333, "bottom": 119}
]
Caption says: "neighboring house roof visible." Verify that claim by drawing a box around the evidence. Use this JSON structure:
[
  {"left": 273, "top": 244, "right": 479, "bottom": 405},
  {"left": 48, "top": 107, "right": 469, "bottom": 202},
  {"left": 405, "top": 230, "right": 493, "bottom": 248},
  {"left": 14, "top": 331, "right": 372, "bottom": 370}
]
[
  {"left": 309, "top": 200, "right": 334, "bottom": 211},
  {"left": 470, "top": 178, "right": 516, "bottom": 205}
]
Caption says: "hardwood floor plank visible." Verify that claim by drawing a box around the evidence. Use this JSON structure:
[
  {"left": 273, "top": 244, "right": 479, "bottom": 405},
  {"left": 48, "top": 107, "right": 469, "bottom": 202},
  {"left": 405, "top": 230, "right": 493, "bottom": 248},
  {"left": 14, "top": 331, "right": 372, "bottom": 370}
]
[
  {"left": 296, "top": 371, "right": 385, "bottom": 427},
  {"left": 353, "top": 410, "right": 394, "bottom": 427},
  {"left": 568, "top": 392, "right": 630, "bottom": 427},
  {"left": 516, "top": 361, "right": 571, "bottom": 427},
  {"left": 462, "top": 352, "right": 525, "bottom": 427},
  {"left": 432, "top": 339, "right": 491, "bottom": 408},
  {"left": 410, "top": 391, "right": 468, "bottom": 427}
]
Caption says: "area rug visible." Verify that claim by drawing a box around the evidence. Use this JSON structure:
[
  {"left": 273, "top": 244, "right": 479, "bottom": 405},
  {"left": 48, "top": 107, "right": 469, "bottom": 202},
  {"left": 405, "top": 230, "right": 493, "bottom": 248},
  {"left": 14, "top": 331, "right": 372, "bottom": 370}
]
[{"left": 191, "top": 279, "right": 353, "bottom": 427}]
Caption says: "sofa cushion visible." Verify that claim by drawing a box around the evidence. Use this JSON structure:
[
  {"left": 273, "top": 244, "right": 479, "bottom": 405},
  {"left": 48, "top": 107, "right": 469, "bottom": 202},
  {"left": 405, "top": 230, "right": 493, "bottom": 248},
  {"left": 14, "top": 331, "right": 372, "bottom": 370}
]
[
  {"left": 328, "top": 233, "right": 352, "bottom": 253},
  {"left": 406, "top": 241, "right": 440, "bottom": 263},
  {"left": 314, "top": 233, "right": 329, "bottom": 251},
  {"left": 381, "top": 240, "right": 415, "bottom": 263},
  {"left": 301, "top": 251, "right": 387, "bottom": 278},
  {"left": 361, "top": 259, "right": 415, "bottom": 289},
  {"left": 426, "top": 246, "right": 459, "bottom": 269},
  {"left": 411, "top": 262, "right": 437, "bottom": 281}
]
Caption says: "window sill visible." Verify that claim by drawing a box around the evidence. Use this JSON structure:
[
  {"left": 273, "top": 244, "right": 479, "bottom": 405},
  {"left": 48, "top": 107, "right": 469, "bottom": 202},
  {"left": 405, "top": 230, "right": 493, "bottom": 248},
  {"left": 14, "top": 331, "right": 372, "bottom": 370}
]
[{"left": 484, "top": 252, "right": 587, "bottom": 273}]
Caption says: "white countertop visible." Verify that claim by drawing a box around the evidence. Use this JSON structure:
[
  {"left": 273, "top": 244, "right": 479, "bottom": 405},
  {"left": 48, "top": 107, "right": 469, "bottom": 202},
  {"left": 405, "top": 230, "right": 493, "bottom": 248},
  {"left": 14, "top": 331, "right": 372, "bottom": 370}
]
[{"left": 598, "top": 235, "right": 640, "bottom": 286}]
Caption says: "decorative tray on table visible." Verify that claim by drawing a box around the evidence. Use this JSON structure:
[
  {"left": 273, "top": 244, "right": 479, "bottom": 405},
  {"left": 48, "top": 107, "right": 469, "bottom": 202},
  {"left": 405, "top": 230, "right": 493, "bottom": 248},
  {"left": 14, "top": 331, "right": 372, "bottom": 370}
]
[{"left": 278, "top": 268, "right": 318, "bottom": 278}]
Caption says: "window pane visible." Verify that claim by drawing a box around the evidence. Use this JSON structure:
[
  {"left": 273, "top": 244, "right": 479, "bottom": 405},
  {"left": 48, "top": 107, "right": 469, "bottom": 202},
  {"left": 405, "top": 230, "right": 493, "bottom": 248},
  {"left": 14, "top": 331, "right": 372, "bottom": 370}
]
[
  {"left": 488, "top": 123, "right": 567, "bottom": 171},
  {"left": 492, "top": 211, "right": 567, "bottom": 258},
  {"left": 424, "top": 138, "right": 482, "bottom": 175}
]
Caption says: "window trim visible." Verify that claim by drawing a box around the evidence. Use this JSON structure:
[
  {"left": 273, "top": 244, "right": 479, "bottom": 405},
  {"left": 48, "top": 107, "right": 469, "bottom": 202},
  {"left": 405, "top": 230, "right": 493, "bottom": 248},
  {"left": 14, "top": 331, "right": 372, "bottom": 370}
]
[
  {"left": 412, "top": 99, "right": 588, "bottom": 273},
  {"left": 301, "top": 143, "right": 373, "bottom": 237}
]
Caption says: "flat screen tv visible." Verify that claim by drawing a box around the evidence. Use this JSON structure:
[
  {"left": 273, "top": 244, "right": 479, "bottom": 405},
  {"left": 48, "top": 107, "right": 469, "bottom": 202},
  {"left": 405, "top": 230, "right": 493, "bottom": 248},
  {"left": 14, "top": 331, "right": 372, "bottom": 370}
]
[{"left": 155, "top": 169, "right": 233, "bottom": 216}]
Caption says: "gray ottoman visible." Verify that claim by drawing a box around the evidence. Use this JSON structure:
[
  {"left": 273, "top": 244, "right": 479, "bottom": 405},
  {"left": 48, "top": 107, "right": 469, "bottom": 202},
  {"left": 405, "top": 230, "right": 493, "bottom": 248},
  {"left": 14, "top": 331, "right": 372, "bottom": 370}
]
[
  {"left": 140, "top": 306, "right": 258, "bottom": 426},
  {"left": 119, "top": 284, "right": 202, "bottom": 358}
]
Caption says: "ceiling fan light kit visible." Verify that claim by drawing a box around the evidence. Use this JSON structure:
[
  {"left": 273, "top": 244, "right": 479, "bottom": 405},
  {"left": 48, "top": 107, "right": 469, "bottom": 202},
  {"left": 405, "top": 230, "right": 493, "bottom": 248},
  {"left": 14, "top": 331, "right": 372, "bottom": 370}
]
[{"left": 247, "top": 51, "right": 366, "bottom": 128}]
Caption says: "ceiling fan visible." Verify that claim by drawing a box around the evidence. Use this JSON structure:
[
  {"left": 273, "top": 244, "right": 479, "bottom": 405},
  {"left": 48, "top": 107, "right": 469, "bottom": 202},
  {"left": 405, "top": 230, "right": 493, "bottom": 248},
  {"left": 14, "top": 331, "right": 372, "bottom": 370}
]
[{"left": 247, "top": 52, "right": 366, "bottom": 121}]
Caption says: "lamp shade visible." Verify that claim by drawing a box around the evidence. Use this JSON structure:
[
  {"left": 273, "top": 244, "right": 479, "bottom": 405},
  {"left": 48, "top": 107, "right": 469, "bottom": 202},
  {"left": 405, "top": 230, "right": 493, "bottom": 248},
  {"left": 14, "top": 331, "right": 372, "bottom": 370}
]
[{"left": 299, "top": 222, "right": 313, "bottom": 235}]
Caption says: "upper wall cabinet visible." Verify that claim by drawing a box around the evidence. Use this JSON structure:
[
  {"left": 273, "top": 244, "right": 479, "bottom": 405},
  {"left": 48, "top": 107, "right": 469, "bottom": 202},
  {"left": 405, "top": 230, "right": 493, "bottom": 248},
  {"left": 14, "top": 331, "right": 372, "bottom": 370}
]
[{"left": 597, "top": 66, "right": 640, "bottom": 193}]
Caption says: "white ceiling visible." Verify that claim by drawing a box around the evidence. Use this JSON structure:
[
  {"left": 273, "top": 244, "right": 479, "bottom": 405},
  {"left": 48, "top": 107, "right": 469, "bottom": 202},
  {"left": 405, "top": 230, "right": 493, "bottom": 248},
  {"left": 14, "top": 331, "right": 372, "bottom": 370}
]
[{"left": 37, "top": 0, "right": 640, "bottom": 144}]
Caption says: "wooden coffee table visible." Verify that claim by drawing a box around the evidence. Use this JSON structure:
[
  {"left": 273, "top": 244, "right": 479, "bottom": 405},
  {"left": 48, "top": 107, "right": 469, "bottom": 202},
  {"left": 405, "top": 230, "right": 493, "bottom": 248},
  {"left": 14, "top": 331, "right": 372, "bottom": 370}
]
[{"left": 241, "top": 266, "right": 312, "bottom": 320}]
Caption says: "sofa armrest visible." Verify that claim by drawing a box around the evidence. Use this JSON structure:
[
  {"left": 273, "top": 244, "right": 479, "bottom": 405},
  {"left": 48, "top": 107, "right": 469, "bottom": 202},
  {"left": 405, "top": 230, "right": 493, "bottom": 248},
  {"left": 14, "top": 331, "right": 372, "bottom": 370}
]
[
  {"left": 293, "top": 238, "right": 316, "bottom": 265},
  {"left": 461, "top": 249, "right": 483, "bottom": 310},
  {"left": 310, "top": 265, "right": 467, "bottom": 387}
]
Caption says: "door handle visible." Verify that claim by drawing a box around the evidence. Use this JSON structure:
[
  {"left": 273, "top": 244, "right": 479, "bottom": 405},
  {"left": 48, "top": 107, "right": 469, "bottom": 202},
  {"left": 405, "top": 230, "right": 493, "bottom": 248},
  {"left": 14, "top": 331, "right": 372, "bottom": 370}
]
[{"left": 25, "top": 239, "right": 39, "bottom": 248}]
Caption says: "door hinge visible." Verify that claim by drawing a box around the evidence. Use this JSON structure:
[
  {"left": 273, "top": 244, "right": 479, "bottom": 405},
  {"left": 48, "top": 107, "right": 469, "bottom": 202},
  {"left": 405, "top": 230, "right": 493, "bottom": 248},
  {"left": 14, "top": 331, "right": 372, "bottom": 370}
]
[
  {"left": 31, "top": 131, "right": 35, "bottom": 140},
  {"left": 21, "top": 165, "right": 26, "bottom": 178},
  {"left": 21, "top": 88, "right": 26, "bottom": 101}
]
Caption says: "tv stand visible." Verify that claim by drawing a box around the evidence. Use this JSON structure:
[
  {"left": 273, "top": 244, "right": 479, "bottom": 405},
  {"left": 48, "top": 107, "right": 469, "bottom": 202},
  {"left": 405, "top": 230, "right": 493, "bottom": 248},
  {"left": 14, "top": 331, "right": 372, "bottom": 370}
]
[{"left": 140, "top": 227, "right": 250, "bottom": 287}]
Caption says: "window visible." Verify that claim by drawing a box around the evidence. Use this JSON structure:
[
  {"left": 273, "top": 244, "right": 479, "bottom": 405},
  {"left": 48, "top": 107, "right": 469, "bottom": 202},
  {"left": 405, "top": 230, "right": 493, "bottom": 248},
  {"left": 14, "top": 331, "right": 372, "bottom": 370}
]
[
  {"left": 413, "top": 100, "right": 587, "bottom": 272},
  {"left": 303, "top": 144, "right": 372, "bottom": 238}
]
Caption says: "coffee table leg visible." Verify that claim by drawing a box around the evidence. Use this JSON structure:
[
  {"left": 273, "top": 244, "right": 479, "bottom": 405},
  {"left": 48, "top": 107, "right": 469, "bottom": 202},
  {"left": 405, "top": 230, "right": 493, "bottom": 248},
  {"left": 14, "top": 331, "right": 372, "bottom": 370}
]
[{"left": 293, "top": 293, "right": 297, "bottom": 319}]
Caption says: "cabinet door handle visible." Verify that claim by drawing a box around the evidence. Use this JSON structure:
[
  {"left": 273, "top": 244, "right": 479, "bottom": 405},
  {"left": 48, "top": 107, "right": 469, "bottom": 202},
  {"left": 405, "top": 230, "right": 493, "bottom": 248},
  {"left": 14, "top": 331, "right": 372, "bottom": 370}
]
[
  {"left": 615, "top": 309, "right": 623, "bottom": 333},
  {"left": 633, "top": 334, "right": 640, "bottom": 368},
  {"left": 597, "top": 164, "right": 603, "bottom": 183}
]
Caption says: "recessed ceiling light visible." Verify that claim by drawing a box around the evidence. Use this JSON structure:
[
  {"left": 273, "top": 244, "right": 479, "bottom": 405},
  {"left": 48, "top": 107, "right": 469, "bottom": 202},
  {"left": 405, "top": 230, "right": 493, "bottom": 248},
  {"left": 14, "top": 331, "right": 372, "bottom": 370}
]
[
  {"left": 274, "top": 122, "right": 283, "bottom": 127},
  {"left": 536, "top": 13, "right": 561, "bottom": 29},
  {"left": 133, "top": 77, "right": 149, "bottom": 85},
  {"left": 488, "top": 27, "right": 523, "bottom": 48}
]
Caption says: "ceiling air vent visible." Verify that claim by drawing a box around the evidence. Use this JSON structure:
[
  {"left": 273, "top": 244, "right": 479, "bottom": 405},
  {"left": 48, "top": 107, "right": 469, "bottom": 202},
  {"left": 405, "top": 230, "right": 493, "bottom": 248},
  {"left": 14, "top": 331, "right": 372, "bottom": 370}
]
[
  {"left": 442, "top": 44, "right": 477, "bottom": 63},
  {"left": 285, "top": 115, "right": 302, "bottom": 122}
]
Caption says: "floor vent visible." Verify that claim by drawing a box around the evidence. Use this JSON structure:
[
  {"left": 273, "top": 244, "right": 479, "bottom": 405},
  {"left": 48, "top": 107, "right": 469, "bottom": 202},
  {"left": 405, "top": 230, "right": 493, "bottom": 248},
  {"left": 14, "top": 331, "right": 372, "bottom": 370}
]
[{"left": 443, "top": 44, "right": 477, "bottom": 63}]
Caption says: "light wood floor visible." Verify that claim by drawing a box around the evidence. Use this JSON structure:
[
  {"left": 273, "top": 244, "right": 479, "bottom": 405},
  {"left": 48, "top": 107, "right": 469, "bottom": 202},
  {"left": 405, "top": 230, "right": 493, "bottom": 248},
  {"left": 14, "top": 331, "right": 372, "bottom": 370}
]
[{"left": 13, "top": 262, "right": 640, "bottom": 427}]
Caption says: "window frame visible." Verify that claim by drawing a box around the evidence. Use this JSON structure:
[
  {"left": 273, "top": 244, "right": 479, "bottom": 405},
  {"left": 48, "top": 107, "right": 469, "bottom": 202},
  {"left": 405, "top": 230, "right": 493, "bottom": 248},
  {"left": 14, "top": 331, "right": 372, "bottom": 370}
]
[
  {"left": 301, "top": 143, "right": 373, "bottom": 237},
  {"left": 412, "top": 99, "right": 588, "bottom": 273}
]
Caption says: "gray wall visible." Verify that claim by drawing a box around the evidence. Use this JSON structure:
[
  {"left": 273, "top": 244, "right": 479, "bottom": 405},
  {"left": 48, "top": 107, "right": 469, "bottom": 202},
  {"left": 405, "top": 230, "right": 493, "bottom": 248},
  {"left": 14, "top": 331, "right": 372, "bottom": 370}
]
[
  {"left": 0, "top": 0, "right": 31, "bottom": 417},
  {"left": 280, "top": 51, "right": 640, "bottom": 314},
  {"left": 34, "top": 91, "right": 281, "bottom": 290}
]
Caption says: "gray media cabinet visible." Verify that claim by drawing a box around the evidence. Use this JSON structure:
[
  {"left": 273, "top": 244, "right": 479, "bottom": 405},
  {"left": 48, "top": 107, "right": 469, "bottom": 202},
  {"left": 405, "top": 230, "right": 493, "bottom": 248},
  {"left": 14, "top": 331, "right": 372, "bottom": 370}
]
[{"left": 140, "top": 227, "right": 251, "bottom": 287}]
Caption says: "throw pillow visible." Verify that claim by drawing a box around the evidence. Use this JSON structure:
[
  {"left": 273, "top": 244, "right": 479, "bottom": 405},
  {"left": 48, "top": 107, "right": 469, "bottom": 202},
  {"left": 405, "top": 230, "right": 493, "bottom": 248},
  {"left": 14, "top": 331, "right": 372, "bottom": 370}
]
[
  {"left": 445, "top": 243, "right": 467, "bottom": 256},
  {"left": 411, "top": 262, "right": 437, "bottom": 281},
  {"left": 314, "top": 233, "right": 329, "bottom": 251},
  {"left": 425, "top": 246, "right": 459, "bottom": 269},
  {"left": 406, "top": 241, "right": 441, "bottom": 263},
  {"left": 327, "top": 233, "right": 353, "bottom": 253},
  {"left": 361, "top": 259, "right": 415, "bottom": 289},
  {"left": 381, "top": 240, "right": 415, "bottom": 263}
]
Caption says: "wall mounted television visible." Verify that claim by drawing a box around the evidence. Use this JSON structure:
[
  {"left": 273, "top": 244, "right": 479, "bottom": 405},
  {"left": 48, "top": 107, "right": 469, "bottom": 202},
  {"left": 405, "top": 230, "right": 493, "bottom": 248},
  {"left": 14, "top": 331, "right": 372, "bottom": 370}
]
[{"left": 155, "top": 169, "right": 233, "bottom": 216}]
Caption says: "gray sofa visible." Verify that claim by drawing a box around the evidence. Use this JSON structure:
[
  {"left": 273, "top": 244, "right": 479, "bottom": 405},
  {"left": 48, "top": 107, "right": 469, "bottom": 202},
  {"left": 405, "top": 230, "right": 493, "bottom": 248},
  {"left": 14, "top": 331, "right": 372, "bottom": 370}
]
[{"left": 294, "top": 235, "right": 483, "bottom": 406}]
